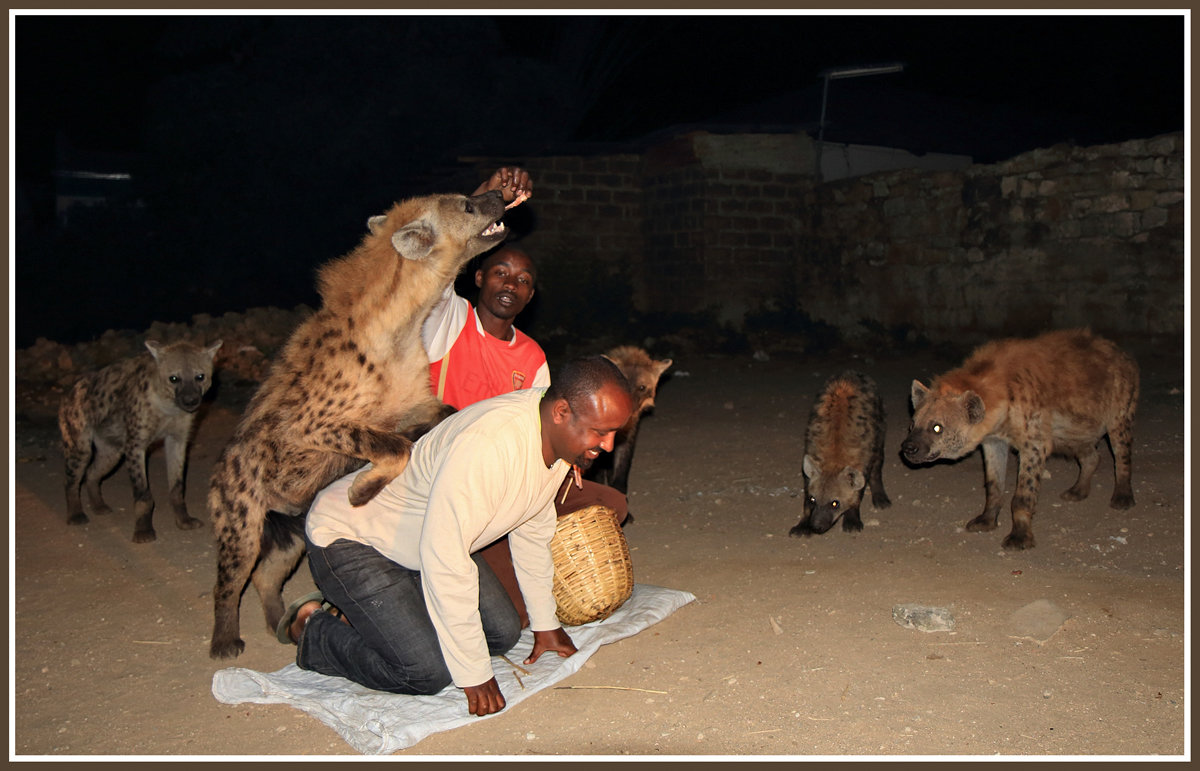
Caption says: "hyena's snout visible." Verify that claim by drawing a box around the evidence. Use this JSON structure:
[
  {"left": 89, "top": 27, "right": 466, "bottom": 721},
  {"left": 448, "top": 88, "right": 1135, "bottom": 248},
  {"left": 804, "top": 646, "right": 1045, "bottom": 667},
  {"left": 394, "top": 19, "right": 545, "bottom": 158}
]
[
  {"left": 174, "top": 382, "right": 207, "bottom": 412},
  {"left": 901, "top": 433, "right": 934, "bottom": 464},
  {"left": 808, "top": 505, "right": 840, "bottom": 533}
]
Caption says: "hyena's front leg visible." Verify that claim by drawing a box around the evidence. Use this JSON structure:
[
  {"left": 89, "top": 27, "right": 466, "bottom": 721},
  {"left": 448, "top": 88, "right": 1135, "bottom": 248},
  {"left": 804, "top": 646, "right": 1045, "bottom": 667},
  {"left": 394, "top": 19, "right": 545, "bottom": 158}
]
[
  {"left": 1004, "top": 438, "right": 1049, "bottom": 551},
  {"left": 967, "top": 437, "right": 1009, "bottom": 533},
  {"left": 125, "top": 440, "right": 158, "bottom": 544},
  {"left": 866, "top": 449, "right": 891, "bottom": 510},
  {"left": 164, "top": 433, "right": 204, "bottom": 532}
]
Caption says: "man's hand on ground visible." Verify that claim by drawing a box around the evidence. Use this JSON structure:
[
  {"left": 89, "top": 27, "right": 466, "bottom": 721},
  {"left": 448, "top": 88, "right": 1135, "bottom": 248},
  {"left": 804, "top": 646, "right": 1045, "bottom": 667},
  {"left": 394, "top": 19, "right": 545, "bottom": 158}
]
[{"left": 463, "top": 676, "right": 506, "bottom": 717}]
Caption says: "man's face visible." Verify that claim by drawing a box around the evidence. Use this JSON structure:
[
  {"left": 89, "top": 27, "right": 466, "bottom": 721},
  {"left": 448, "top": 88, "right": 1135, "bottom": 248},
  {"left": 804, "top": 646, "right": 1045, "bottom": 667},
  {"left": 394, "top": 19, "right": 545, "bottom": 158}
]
[
  {"left": 546, "top": 383, "right": 634, "bottom": 470},
  {"left": 475, "top": 248, "right": 536, "bottom": 322}
]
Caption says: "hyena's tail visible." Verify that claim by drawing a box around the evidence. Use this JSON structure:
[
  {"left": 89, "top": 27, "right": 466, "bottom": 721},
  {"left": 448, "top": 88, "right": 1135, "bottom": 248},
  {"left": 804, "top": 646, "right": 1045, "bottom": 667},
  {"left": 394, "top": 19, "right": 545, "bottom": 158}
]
[{"left": 262, "top": 509, "right": 307, "bottom": 552}]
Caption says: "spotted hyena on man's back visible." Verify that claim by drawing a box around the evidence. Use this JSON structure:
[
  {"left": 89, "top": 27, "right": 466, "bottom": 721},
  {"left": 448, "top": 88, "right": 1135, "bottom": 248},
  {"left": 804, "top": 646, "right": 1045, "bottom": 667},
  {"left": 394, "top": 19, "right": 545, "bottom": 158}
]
[
  {"left": 789, "top": 370, "right": 890, "bottom": 537},
  {"left": 207, "top": 189, "right": 514, "bottom": 660},
  {"left": 58, "top": 339, "right": 223, "bottom": 543},
  {"left": 900, "top": 328, "right": 1138, "bottom": 550}
]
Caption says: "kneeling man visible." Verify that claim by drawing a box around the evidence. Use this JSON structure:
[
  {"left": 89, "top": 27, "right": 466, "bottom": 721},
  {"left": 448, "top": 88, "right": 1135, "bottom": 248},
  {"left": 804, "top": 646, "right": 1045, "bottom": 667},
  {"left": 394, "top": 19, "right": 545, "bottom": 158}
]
[{"left": 285, "top": 356, "right": 633, "bottom": 717}]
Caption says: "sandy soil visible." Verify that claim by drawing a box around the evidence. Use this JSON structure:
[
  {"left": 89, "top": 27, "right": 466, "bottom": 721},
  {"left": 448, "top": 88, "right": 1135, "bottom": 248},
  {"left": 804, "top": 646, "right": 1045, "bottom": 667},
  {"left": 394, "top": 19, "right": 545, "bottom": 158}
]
[{"left": 11, "top": 341, "right": 1187, "bottom": 758}]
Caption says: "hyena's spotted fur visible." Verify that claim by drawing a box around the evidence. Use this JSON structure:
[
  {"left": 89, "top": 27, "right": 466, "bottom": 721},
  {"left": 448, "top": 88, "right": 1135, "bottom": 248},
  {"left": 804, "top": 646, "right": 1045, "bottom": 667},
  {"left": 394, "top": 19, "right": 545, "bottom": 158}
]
[
  {"left": 58, "top": 339, "right": 222, "bottom": 543},
  {"left": 901, "top": 328, "right": 1139, "bottom": 550},
  {"left": 790, "top": 370, "right": 890, "bottom": 536},
  {"left": 207, "top": 190, "right": 510, "bottom": 660},
  {"left": 588, "top": 345, "right": 672, "bottom": 495}
]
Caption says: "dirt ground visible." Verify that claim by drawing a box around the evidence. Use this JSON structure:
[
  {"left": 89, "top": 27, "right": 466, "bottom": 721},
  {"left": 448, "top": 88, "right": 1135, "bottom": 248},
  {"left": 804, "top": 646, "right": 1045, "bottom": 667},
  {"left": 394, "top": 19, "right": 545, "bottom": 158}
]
[{"left": 10, "top": 340, "right": 1188, "bottom": 758}]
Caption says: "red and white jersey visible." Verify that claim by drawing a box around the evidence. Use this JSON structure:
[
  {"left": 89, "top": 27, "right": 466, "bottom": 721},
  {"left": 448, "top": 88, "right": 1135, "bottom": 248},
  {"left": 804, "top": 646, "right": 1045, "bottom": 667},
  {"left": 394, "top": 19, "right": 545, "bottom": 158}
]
[{"left": 422, "top": 287, "right": 550, "bottom": 410}]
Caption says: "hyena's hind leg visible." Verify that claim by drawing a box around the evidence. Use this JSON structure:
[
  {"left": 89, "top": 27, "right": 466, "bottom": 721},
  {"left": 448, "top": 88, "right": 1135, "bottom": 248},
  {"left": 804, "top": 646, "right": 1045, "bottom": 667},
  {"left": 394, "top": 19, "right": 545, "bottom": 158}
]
[
  {"left": 59, "top": 388, "right": 100, "bottom": 525},
  {"left": 82, "top": 436, "right": 124, "bottom": 518},
  {"left": 1107, "top": 416, "right": 1136, "bottom": 510},
  {"left": 251, "top": 511, "right": 309, "bottom": 635},
  {"left": 209, "top": 485, "right": 268, "bottom": 659},
  {"left": 1060, "top": 440, "right": 1100, "bottom": 503}
]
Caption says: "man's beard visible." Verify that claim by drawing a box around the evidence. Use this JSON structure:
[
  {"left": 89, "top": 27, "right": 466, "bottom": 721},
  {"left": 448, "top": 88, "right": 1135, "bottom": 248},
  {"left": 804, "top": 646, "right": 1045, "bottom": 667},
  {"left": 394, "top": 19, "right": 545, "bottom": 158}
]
[{"left": 573, "top": 451, "right": 600, "bottom": 470}]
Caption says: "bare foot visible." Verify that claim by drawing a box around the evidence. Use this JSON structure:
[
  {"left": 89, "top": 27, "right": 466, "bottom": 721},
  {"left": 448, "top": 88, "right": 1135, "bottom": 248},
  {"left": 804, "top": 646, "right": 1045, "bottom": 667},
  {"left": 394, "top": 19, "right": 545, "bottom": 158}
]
[{"left": 288, "top": 601, "right": 353, "bottom": 643}]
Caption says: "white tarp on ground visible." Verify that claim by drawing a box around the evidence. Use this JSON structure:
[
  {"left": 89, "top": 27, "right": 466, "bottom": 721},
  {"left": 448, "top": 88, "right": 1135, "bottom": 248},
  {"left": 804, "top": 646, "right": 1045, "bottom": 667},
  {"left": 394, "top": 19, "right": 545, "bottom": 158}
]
[{"left": 212, "top": 583, "right": 696, "bottom": 755}]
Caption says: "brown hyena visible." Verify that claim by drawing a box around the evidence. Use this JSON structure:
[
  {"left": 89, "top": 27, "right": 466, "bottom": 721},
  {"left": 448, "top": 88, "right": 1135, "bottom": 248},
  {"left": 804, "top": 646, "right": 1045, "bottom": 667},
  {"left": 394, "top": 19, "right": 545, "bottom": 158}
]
[
  {"left": 789, "top": 370, "right": 890, "bottom": 536},
  {"left": 900, "top": 328, "right": 1139, "bottom": 550},
  {"left": 586, "top": 345, "right": 672, "bottom": 495},
  {"left": 58, "top": 339, "right": 223, "bottom": 543},
  {"left": 208, "top": 190, "right": 511, "bottom": 659}
]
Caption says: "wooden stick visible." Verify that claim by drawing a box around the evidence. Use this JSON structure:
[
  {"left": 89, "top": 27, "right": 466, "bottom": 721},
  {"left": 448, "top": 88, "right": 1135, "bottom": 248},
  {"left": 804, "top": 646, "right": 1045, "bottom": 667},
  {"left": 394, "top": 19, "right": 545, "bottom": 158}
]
[
  {"left": 501, "top": 654, "right": 531, "bottom": 676},
  {"left": 554, "top": 685, "right": 667, "bottom": 694}
]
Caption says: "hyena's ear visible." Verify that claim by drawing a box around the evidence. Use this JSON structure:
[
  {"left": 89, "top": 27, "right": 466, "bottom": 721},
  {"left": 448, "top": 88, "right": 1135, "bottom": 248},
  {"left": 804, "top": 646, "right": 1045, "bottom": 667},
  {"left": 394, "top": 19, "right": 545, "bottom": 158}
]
[
  {"left": 145, "top": 340, "right": 164, "bottom": 361},
  {"left": 910, "top": 380, "right": 930, "bottom": 409},
  {"left": 366, "top": 214, "right": 388, "bottom": 235},
  {"left": 204, "top": 339, "right": 224, "bottom": 361},
  {"left": 963, "top": 391, "right": 986, "bottom": 424},
  {"left": 391, "top": 218, "right": 436, "bottom": 261},
  {"left": 841, "top": 466, "right": 866, "bottom": 492},
  {"left": 802, "top": 454, "right": 818, "bottom": 480},
  {"left": 653, "top": 358, "right": 673, "bottom": 378}
]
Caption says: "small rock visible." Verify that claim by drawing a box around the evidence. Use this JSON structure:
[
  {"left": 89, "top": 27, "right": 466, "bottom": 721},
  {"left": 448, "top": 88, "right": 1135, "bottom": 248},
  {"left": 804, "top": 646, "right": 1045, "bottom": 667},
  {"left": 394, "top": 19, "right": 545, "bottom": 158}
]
[
  {"left": 1009, "top": 599, "right": 1069, "bottom": 643},
  {"left": 892, "top": 603, "right": 956, "bottom": 632}
]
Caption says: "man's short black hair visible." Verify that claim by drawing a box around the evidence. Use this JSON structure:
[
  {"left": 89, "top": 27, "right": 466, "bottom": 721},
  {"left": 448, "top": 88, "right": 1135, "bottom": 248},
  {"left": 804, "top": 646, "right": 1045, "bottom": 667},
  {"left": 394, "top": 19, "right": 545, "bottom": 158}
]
[{"left": 544, "top": 356, "right": 631, "bottom": 413}]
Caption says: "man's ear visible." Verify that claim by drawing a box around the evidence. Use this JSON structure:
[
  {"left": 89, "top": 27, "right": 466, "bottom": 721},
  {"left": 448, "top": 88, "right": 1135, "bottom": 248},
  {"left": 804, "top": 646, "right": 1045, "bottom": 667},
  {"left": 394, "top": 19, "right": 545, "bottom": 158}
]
[
  {"left": 475, "top": 268, "right": 484, "bottom": 289},
  {"left": 551, "top": 398, "right": 572, "bottom": 425}
]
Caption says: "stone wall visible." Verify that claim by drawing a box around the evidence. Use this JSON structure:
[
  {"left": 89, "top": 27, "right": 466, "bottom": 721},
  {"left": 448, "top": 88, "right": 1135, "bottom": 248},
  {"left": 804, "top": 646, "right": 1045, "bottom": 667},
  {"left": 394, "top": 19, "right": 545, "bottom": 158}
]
[
  {"left": 465, "top": 130, "right": 1184, "bottom": 346},
  {"left": 799, "top": 133, "right": 1185, "bottom": 345}
]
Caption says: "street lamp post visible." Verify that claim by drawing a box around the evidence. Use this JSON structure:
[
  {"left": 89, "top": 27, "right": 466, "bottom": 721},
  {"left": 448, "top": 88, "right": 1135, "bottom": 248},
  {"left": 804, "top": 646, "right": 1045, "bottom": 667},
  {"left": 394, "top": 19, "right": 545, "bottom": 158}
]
[{"left": 815, "top": 62, "right": 905, "bottom": 181}]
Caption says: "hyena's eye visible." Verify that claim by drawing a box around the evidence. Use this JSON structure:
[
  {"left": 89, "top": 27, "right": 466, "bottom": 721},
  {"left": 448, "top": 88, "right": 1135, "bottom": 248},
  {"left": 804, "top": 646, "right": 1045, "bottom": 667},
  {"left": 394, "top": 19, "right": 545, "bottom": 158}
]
[
  {"left": 464, "top": 200, "right": 475, "bottom": 214},
  {"left": 831, "top": 500, "right": 840, "bottom": 509},
  {"left": 169, "top": 375, "right": 180, "bottom": 384},
  {"left": 195, "top": 374, "right": 206, "bottom": 382},
  {"left": 932, "top": 423, "right": 942, "bottom": 434}
]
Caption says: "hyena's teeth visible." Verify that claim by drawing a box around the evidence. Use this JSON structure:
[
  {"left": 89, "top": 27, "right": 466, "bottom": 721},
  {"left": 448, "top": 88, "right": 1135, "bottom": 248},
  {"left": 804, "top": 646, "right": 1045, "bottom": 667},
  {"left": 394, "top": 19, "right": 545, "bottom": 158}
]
[{"left": 482, "top": 221, "right": 505, "bottom": 237}]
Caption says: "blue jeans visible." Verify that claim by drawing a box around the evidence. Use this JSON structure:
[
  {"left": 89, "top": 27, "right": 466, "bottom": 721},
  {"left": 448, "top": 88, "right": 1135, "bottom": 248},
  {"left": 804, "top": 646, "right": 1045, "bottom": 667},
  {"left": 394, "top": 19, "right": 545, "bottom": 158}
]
[{"left": 297, "top": 537, "right": 522, "bottom": 694}]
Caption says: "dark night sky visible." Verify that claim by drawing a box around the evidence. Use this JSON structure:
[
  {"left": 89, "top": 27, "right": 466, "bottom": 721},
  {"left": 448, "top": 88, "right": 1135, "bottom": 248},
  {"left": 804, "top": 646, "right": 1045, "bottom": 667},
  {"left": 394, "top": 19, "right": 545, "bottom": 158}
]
[{"left": 12, "top": 12, "right": 1188, "bottom": 346}]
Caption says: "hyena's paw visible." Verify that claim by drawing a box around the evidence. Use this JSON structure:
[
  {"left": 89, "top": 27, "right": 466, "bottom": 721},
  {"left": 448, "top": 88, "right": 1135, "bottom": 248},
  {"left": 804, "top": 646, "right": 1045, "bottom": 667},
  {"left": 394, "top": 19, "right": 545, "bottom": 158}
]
[
  {"left": 348, "top": 469, "right": 394, "bottom": 507},
  {"left": 965, "top": 513, "right": 999, "bottom": 532},
  {"left": 842, "top": 513, "right": 864, "bottom": 533},
  {"left": 788, "top": 520, "right": 815, "bottom": 538},
  {"left": 176, "top": 515, "right": 204, "bottom": 531},
  {"left": 66, "top": 512, "right": 90, "bottom": 526},
  {"left": 1001, "top": 530, "right": 1036, "bottom": 550},
  {"left": 132, "top": 527, "right": 157, "bottom": 544},
  {"left": 872, "top": 494, "right": 892, "bottom": 510},
  {"left": 1060, "top": 486, "right": 1090, "bottom": 503},
  {"left": 1109, "top": 492, "right": 1135, "bottom": 510},
  {"left": 210, "top": 637, "right": 246, "bottom": 660}
]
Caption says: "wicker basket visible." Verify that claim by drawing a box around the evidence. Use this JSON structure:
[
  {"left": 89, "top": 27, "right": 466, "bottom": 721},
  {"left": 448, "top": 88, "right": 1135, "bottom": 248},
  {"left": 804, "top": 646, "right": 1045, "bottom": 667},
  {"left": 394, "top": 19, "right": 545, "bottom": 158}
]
[{"left": 550, "top": 504, "right": 634, "bottom": 626}]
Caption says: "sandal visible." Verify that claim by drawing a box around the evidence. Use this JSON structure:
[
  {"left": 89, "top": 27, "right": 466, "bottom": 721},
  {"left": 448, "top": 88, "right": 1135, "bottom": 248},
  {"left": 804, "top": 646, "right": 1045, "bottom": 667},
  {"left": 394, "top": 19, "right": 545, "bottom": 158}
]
[{"left": 275, "top": 590, "right": 328, "bottom": 644}]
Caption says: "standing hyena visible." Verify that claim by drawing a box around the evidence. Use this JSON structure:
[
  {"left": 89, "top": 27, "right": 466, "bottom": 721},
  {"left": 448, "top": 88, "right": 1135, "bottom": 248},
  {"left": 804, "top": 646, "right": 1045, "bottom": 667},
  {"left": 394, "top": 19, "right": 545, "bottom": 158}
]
[
  {"left": 586, "top": 345, "right": 673, "bottom": 495},
  {"left": 900, "top": 328, "right": 1139, "bottom": 550},
  {"left": 58, "top": 338, "right": 223, "bottom": 543},
  {"left": 207, "top": 190, "right": 511, "bottom": 659},
  {"left": 789, "top": 370, "right": 890, "bottom": 536}
]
